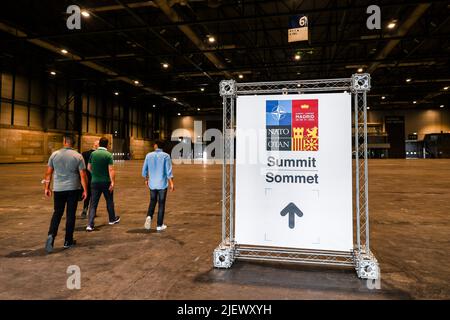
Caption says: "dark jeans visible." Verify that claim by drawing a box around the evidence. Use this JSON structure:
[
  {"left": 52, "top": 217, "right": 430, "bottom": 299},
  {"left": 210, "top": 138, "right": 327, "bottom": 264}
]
[
  {"left": 147, "top": 189, "right": 167, "bottom": 226},
  {"left": 88, "top": 182, "right": 116, "bottom": 227},
  {"left": 83, "top": 174, "right": 92, "bottom": 211},
  {"left": 48, "top": 190, "right": 79, "bottom": 242}
]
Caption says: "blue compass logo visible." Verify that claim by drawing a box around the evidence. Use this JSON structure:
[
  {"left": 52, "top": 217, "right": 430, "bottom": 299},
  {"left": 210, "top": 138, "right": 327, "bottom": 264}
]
[{"left": 266, "top": 100, "right": 292, "bottom": 126}]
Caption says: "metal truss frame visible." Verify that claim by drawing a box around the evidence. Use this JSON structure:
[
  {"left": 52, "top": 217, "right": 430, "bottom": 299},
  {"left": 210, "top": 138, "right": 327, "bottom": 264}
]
[{"left": 213, "top": 74, "right": 380, "bottom": 280}]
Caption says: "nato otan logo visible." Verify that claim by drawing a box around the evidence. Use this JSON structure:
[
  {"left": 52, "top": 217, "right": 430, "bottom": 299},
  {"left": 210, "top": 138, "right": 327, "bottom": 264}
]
[
  {"left": 266, "top": 100, "right": 292, "bottom": 151},
  {"left": 266, "top": 100, "right": 319, "bottom": 152}
]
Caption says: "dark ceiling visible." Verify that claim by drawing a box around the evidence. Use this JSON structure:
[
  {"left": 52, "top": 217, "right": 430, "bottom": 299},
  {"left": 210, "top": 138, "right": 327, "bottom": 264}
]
[{"left": 0, "top": 0, "right": 449, "bottom": 115}]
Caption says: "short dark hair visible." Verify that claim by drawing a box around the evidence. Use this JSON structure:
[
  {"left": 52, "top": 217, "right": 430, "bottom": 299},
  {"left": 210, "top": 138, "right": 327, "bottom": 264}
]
[
  {"left": 99, "top": 137, "right": 109, "bottom": 148},
  {"left": 154, "top": 140, "right": 164, "bottom": 149},
  {"left": 63, "top": 134, "right": 75, "bottom": 146}
]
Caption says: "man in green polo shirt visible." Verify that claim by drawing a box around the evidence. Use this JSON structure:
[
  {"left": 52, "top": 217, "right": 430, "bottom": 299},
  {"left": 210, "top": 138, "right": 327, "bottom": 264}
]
[{"left": 86, "top": 137, "right": 120, "bottom": 231}]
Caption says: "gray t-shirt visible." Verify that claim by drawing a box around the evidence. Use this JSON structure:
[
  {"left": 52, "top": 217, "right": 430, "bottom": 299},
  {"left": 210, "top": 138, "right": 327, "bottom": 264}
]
[{"left": 48, "top": 148, "right": 86, "bottom": 192}]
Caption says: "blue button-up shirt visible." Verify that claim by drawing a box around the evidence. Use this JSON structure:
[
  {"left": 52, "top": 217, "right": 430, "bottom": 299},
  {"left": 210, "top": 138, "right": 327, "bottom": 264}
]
[{"left": 142, "top": 149, "right": 173, "bottom": 190}]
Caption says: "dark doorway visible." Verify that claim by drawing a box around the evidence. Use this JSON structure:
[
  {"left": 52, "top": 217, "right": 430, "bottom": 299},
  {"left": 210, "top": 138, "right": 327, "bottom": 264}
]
[{"left": 385, "top": 116, "right": 406, "bottom": 158}]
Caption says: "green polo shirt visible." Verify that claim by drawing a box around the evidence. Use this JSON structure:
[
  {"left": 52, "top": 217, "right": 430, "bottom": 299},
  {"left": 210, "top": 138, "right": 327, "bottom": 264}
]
[{"left": 89, "top": 147, "right": 113, "bottom": 183}]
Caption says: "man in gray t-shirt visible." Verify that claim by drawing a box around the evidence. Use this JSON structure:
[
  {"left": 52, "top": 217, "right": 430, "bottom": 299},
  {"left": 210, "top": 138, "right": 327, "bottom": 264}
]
[{"left": 43, "top": 135, "right": 88, "bottom": 253}]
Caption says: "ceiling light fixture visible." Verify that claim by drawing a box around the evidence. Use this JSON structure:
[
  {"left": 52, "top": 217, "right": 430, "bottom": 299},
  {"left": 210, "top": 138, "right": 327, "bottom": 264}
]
[
  {"left": 81, "top": 11, "right": 90, "bottom": 17},
  {"left": 208, "top": 36, "right": 215, "bottom": 43},
  {"left": 238, "top": 74, "right": 244, "bottom": 79},
  {"left": 200, "top": 88, "right": 205, "bottom": 92},
  {"left": 50, "top": 71, "right": 56, "bottom": 75},
  {"left": 406, "top": 78, "right": 412, "bottom": 83},
  {"left": 440, "top": 105, "right": 445, "bottom": 108},
  {"left": 197, "top": 108, "right": 201, "bottom": 111},
  {"left": 413, "top": 101, "right": 417, "bottom": 104},
  {"left": 114, "top": 92, "right": 119, "bottom": 96},
  {"left": 134, "top": 80, "right": 139, "bottom": 85},
  {"left": 357, "top": 68, "right": 363, "bottom": 73},
  {"left": 61, "top": 49, "right": 68, "bottom": 54},
  {"left": 162, "top": 62, "right": 169, "bottom": 69},
  {"left": 444, "top": 87, "right": 449, "bottom": 91},
  {"left": 382, "top": 96, "right": 386, "bottom": 100},
  {"left": 387, "top": 21, "right": 397, "bottom": 29},
  {"left": 153, "top": 105, "right": 156, "bottom": 108},
  {"left": 177, "top": 113, "right": 181, "bottom": 116},
  {"left": 173, "top": 97, "right": 177, "bottom": 101},
  {"left": 294, "top": 54, "right": 301, "bottom": 61}
]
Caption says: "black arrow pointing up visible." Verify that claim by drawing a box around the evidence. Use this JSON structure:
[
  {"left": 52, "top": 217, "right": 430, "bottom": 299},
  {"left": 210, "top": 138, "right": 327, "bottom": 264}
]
[{"left": 280, "top": 202, "right": 303, "bottom": 229}]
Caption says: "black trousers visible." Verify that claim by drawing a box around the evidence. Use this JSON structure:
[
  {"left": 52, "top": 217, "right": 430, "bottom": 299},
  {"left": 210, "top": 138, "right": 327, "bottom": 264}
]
[
  {"left": 88, "top": 182, "right": 116, "bottom": 226},
  {"left": 147, "top": 189, "right": 167, "bottom": 226},
  {"left": 48, "top": 190, "right": 79, "bottom": 242}
]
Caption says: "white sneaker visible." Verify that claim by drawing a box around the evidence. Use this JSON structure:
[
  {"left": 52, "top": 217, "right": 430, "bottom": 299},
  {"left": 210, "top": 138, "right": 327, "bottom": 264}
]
[
  {"left": 86, "top": 225, "right": 94, "bottom": 232},
  {"left": 144, "top": 216, "right": 152, "bottom": 230},
  {"left": 156, "top": 224, "right": 167, "bottom": 232}
]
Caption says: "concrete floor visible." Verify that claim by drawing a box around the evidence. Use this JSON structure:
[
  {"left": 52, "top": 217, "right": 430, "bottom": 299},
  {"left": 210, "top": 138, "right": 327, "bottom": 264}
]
[{"left": 0, "top": 160, "right": 448, "bottom": 300}]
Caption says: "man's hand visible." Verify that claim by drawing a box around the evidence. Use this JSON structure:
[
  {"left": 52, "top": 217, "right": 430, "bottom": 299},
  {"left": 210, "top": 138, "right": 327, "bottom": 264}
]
[
  {"left": 109, "top": 182, "right": 114, "bottom": 193},
  {"left": 81, "top": 190, "right": 87, "bottom": 201},
  {"left": 43, "top": 166, "right": 53, "bottom": 198},
  {"left": 45, "top": 188, "right": 52, "bottom": 198},
  {"left": 169, "top": 182, "right": 175, "bottom": 192},
  {"left": 144, "top": 179, "right": 148, "bottom": 187}
]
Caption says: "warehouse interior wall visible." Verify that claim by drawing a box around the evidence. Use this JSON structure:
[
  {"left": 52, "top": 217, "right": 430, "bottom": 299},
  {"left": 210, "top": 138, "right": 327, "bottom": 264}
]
[
  {"left": 368, "top": 108, "right": 450, "bottom": 140},
  {"left": 170, "top": 115, "right": 222, "bottom": 141},
  {"left": 171, "top": 109, "right": 450, "bottom": 143},
  {"left": 0, "top": 68, "right": 168, "bottom": 163}
]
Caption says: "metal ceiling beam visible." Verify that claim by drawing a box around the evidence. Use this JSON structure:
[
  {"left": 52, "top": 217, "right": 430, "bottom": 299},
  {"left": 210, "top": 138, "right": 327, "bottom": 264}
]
[
  {"left": 26, "top": 1, "right": 449, "bottom": 42},
  {"left": 78, "top": 0, "right": 448, "bottom": 26},
  {"left": 113, "top": 0, "right": 215, "bottom": 82},
  {"left": 153, "top": 0, "right": 233, "bottom": 78},
  {"left": 24, "top": 20, "right": 393, "bottom": 40},
  {"left": 50, "top": 32, "right": 449, "bottom": 64},
  {"left": 367, "top": 3, "right": 432, "bottom": 73},
  {"left": 88, "top": 1, "right": 159, "bottom": 12},
  {"left": 136, "top": 55, "right": 447, "bottom": 77},
  {"left": 0, "top": 21, "right": 167, "bottom": 96}
]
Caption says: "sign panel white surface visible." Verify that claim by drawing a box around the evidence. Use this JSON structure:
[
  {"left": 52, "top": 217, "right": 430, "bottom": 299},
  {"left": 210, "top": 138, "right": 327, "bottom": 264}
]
[{"left": 235, "top": 93, "right": 353, "bottom": 251}]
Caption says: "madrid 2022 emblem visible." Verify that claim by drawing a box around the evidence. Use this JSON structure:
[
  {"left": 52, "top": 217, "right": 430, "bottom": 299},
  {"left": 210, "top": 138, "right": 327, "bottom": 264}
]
[{"left": 266, "top": 100, "right": 319, "bottom": 151}]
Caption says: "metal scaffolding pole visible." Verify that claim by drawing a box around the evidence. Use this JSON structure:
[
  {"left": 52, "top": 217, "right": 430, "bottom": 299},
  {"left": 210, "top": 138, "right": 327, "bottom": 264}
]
[{"left": 213, "top": 75, "right": 379, "bottom": 280}]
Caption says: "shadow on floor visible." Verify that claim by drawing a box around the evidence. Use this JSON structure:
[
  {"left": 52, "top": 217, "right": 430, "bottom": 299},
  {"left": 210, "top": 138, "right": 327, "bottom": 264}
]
[
  {"left": 195, "top": 260, "right": 412, "bottom": 299},
  {"left": 126, "top": 229, "right": 185, "bottom": 245},
  {"left": 4, "top": 248, "right": 65, "bottom": 257},
  {"left": 3, "top": 236, "right": 147, "bottom": 256},
  {"left": 126, "top": 228, "right": 155, "bottom": 234},
  {"left": 73, "top": 224, "right": 108, "bottom": 232}
]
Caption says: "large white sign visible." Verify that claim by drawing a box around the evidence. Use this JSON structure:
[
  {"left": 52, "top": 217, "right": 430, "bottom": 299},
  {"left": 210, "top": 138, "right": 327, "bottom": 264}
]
[{"left": 235, "top": 93, "right": 353, "bottom": 252}]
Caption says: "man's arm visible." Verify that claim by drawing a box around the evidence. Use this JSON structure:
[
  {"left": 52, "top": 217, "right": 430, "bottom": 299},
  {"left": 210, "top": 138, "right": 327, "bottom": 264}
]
[
  {"left": 142, "top": 155, "right": 149, "bottom": 186},
  {"left": 44, "top": 166, "right": 54, "bottom": 197},
  {"left": 108, "top": 165, "right": 115, "bottom": 192},
  {"left": 77, "top": 155, "right": 88, "bottom": 200},
  {"left": 165, "top": 155, "right": 174, "bottom": 192},
  {"left": 87, "top": 151, "right": 93, "bottom": 172},
  {"left": 79, "top": 169, "right": 88, "bottom": 200}
]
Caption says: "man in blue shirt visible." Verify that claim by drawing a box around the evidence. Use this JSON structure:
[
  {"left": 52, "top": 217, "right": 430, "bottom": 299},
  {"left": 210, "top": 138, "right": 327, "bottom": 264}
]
[{"left": 142, "top": 140, "right": 174, "bottom": 231}]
